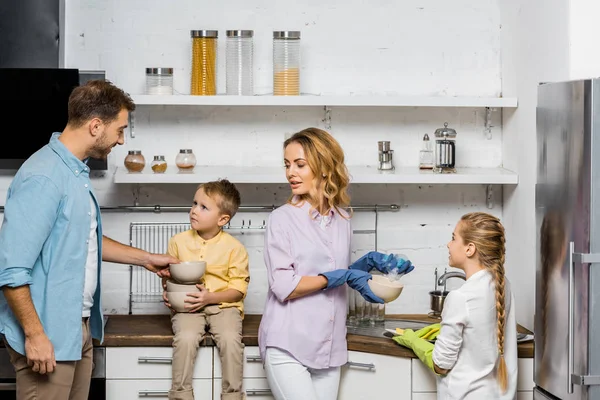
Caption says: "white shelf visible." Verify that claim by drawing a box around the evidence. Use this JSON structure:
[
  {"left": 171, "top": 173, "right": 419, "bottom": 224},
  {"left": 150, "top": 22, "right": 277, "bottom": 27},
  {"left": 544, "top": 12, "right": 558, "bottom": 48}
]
[
  {"left": 130, "top": 94, "right": 518, "bottom": 108},
  {"left": 114, "top": 166, "right": 518, "bottom": 185}
]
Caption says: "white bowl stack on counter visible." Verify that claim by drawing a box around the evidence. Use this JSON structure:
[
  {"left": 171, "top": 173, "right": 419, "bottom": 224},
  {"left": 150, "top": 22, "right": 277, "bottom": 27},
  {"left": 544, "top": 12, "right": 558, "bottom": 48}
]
[{"left": 166, "top": 261, "right": 207, "bottom": 312}]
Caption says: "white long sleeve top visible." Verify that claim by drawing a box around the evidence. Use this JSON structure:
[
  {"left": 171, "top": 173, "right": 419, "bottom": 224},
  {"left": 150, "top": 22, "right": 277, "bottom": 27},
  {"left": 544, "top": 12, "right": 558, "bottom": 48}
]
[{"left": 433, "top": 269, "right": 518, "bottom": 400}]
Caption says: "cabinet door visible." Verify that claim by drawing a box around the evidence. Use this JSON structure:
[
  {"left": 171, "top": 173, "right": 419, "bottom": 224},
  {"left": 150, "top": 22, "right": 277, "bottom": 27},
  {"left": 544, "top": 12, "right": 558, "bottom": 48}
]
[
  {"left": 517, "top": 359, "right": 534, "bottom": 391},
  {"left": 106, "top": 347, "right": 213, "bottom": 379},
  {"left": 338, "top": 351, "right": 411, "bottom": 400},
  {"left": 412, "top": 393, "right": 438, "bottom": 400},
  {"left": 412, "top": 359, "right": 437, "bottom": 393},
  {"left": 214, "top": 378, "right": 274, "bottom": 400},
  {"left": 214, "top": 345, "right": 266, "bottom": 379},
  {"left": 106, "top": 379, "right": 212, "bottom": 400}
]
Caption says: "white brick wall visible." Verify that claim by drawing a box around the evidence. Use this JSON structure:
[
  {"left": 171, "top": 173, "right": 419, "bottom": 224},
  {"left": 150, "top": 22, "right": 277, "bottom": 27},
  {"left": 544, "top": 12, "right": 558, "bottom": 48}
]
[{"left": 1, "top": 1, "right": 510, "bottom": 318}]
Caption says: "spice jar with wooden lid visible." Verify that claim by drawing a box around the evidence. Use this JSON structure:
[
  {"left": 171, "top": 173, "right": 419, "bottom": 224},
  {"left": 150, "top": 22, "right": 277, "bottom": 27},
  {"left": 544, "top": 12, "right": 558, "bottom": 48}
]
[
  {"left": 151, "top": 155, "right": 167, "bottom": 173},
  {"left": 124, "top": 150, "right": 145, "bottom": 173},
  {"left": 176, "top": 149, "right": 196, "bottom": 172}
]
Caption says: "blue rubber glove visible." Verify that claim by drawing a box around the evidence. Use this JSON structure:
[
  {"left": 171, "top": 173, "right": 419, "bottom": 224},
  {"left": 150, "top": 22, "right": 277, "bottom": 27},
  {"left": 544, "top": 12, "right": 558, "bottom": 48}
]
[
  {"left": 320, "top": 269, "right": 384, "bottom": 304},
  {"left": 349, "top": 251, "right": 414, "bottom": 275}
]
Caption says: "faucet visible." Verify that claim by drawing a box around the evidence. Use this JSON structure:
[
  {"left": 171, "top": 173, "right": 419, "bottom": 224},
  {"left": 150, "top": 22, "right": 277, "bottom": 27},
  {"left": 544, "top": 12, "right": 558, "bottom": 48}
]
[{"left": 437, "top": 271, "right": 466, "bottom": 287}]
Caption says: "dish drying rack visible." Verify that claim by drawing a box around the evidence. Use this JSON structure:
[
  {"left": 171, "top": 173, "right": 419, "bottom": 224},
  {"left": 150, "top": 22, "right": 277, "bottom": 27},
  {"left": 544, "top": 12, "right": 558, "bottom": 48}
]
[{"left": 128, "top": 220, "right": 266, "bottom": 314}]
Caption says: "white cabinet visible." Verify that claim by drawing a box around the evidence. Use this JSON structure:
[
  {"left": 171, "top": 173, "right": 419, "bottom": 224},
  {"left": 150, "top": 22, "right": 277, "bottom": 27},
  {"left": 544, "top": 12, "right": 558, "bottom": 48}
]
[
  {"left": 105, "top": 347, "right": 213, "bottom": 400},
  {"left": 411, "top": 357, "right": 535, "bottom": 398},
  {"left": 106, "top": 347, "right": 213, "bottom": 379},
  {"left": 106, "top": 379, "right": 212, "bottom": 399},
  {"left": 338, "top": 351, "right": 411, "bottom": 400}
]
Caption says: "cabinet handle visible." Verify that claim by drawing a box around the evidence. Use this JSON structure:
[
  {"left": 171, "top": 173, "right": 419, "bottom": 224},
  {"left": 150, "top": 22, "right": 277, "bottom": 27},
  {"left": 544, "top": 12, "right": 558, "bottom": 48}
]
[
  {"left": 0, "top": 383, "right": 16, "bottom": 391},
  {"left": 346, "top": 361, "right": 376, "bottom": 371},
  {"left": 138, "top": 390, "right": 169, "bottom": 397},
  {"left": 246, "top": 355, "right": 262, "bottom": 362},
  {"left": 138, "top": 356, "right": 172, "bottom": 364},
  {"left": 246, "top": 388, "right": 272, "bottom": 396}
]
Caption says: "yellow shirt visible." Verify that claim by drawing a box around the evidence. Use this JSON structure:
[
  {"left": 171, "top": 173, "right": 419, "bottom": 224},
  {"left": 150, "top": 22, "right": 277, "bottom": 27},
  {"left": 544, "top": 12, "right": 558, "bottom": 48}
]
[{"left": 167, "top": 229, "right": 250, "bottom": 316}]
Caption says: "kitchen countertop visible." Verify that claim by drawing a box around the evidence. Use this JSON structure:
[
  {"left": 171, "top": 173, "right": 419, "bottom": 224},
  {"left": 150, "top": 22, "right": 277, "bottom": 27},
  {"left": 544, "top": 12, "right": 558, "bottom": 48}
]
[{"left": 99, "top": 314, "right": 534, "bottom": 358}]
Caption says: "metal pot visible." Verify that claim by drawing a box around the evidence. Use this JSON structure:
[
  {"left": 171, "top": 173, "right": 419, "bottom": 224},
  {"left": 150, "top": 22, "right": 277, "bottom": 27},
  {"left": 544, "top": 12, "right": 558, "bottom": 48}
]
[{"left": 429, "top": 290, "right": 449, "bottom": 316}]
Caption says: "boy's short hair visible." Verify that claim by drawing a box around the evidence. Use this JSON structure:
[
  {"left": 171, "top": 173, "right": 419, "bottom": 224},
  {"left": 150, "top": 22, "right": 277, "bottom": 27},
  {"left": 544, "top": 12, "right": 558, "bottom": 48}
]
[{"left": 198, "top": 179, "right": 241, "bottom": 218}]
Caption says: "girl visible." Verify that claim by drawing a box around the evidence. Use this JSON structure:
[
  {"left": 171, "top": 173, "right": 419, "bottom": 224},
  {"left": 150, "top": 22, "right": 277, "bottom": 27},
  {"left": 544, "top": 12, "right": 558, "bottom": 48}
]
[
  {"left": 395, "top": 212, "right": 518, "bottom": 399},
  {"left": 258, "top": 128, "right": 385, "bottom": 400}
]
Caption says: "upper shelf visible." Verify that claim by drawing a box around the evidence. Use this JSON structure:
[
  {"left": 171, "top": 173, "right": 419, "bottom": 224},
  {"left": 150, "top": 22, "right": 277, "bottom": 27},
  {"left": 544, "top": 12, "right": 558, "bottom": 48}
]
[
  {"left": 130, "top": 95, "right": 518, "bottom": 108},
  {"left": 114, "top": 166, "right": 518, "bottom": 185}
]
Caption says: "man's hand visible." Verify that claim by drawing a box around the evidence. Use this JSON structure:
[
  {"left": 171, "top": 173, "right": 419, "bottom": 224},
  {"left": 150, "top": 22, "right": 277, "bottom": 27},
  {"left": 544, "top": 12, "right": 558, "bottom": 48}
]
[
  {"left": 24, "top": 332, "right": 56, "bottom": 375},
  {"left": 185, "top": 285, "right": 214, "bottom": 313},
  {"left": 144, "top": 254, "right": 180, "bottom": 278}
]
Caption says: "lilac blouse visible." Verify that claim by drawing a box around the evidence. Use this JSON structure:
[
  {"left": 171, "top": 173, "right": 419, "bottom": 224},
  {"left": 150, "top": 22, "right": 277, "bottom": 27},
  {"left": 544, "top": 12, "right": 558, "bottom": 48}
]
[{"left": 258, "top": 200, "right": 351, "bottom": 369}]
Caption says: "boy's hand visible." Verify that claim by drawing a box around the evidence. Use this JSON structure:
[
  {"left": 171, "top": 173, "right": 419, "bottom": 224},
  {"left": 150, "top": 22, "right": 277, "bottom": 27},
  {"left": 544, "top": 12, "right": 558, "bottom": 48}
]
[
  {"left": 162, "top": 290, "right": 175, "bottom": 312},
  {"left": 185, "top": 285, "right": 213, "bottom": 313}
]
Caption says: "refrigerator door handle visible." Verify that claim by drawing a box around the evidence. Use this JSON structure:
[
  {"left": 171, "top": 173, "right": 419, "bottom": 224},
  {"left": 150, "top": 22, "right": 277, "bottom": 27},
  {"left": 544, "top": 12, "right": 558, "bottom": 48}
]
[
  {"left": 569, "top": 249, "right": 600, "bottom": 390},
  {"left": 568, "top": 241, "right": 575, "bottom": 394}
]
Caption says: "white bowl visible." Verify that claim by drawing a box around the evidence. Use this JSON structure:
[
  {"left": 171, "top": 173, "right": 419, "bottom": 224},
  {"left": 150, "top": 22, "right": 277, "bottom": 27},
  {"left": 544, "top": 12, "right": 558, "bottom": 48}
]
[
  {"left": 169, "top": 261, "right": 206, "bottom": 284},
  {"left": 166, "top": 280, "right": 200, "bottom": 313},
  {"left": 368, "top": 275, "right": 404, "bottom": 303},
  {"left": 166, "top": 280, "right": 199, "bottom": 292}
]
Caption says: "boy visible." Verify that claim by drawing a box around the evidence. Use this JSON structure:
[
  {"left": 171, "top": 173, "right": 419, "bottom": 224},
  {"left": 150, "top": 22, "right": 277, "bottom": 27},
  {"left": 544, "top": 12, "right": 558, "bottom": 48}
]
[{"left": 163, "top": 179, "right": 250, "bottom": 400}]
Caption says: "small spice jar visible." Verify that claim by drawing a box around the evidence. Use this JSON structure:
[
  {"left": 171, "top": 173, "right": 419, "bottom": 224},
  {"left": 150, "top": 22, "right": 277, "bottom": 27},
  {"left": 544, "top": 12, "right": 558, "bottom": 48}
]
[
  {"left": 124, "top": 150, "right": 145, "bottom": 173},
  {"left": 176, "top": 149, "right": 197, "bottom": 172},
  {"left": 151, "top": 155, "right": 167, "bottom": 173}
]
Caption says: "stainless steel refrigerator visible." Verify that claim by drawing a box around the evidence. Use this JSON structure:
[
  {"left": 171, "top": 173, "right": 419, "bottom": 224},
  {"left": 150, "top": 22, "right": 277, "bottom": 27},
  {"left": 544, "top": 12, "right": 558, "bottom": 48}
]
[{"left": 534, "top": 79, "right": 600, "bottom": 399}]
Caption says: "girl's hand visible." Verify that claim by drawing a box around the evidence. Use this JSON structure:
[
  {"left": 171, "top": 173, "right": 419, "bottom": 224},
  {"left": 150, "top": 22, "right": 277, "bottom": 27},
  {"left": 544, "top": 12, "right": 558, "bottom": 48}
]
[{"left": 184, "top": 285, "right": 213, "bottom": 312}]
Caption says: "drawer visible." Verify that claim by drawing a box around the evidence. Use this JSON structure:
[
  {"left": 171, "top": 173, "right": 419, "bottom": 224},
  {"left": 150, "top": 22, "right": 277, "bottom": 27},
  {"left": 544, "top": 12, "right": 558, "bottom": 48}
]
[
  {"left": 214, "top": 378, "right": 274, "bottom": 400},
  {"left": 517, "top": 358, "right": 534, "bottom": 391},
  {"left": 106, "top": 379, "right": 212, "bottom": 399},
  {"left": 412, "top": 393, "right": 438, "bottom": 400},
  {"left": 412, "top": 359, "right": 437, "bottom": 392},
  {"left": 214, "top": 346, "right": 266, "bottom": 378},
  {"left": 106, "top": 347, "right": 213, "bottom": 379}
]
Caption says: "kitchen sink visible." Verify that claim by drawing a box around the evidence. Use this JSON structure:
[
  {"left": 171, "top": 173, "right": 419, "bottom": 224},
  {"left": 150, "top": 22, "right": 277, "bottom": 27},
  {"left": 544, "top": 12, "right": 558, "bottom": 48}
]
[{"left": 347, "top": 319, "right": 432, "bottom": 339}]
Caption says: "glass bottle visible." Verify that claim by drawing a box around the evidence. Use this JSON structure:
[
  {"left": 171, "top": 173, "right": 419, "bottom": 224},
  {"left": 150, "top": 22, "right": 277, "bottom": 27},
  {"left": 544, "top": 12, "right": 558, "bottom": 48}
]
[
  {"left": 273, "top": 31, "right": 301, "bottom": 96},
  {"left": 151, "top": 155, "right": 167, "bottom": 173},
  {"left": 191, "top": 30, "right": 218, "bottom": 96},
  {"left": 146, "top": 68, "right": 173, "bottom": 95},
  {"left": 124, "top": 150, "right": 145, "bottom": 173},
  {"left": 419, "top": 133, "right": 434, "bottom": 170},
  {"left": 226, "top": 30, "right": 254, "bottom": 96},
  {"left": 176, "top": 149, "right": 197, "bottom": 172}
]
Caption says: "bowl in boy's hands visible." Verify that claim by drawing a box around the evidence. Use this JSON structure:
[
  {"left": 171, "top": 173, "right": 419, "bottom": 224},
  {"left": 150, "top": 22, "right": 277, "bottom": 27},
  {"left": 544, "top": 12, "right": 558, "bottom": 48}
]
[
  {"left": 368, "top": 275, "right": 404, "bottom": 303},
  {"left": 169, "top": 261, "right": 206, "bottom": 284},
  {"left": 166, "top": 280, "right": 200, "bottom": 313}
]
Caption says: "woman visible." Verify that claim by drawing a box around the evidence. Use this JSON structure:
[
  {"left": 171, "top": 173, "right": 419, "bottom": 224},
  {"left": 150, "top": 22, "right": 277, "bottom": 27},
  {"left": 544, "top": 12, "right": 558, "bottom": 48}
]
[
  {"left": 258, "top": 128, "right": 386, "bottom": 400},
  {"left": 395, "top": 212, "right": 518, "bottom": 399}
]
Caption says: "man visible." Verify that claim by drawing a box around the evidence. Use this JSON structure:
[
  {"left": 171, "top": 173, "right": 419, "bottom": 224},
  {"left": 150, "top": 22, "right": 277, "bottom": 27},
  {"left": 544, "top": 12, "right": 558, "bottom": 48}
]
[{"left": 0, "top": 79, "right": 179, "bottom": 400}]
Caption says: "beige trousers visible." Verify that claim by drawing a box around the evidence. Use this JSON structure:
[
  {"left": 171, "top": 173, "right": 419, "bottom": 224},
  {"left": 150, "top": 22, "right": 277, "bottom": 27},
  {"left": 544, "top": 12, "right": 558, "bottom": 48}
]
[
  {"left": 169, "top": 306, "right": 245, "bottom": 400},
  {"left": 6, "top": 318, "right": 93, "bottom": 400}
]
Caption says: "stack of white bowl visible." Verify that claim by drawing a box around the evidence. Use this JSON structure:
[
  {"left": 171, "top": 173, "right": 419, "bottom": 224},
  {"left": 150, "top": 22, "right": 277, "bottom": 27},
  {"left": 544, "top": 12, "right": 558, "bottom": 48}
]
[{"left": 166, "top": 261, "right": 207, "bottom": 312}]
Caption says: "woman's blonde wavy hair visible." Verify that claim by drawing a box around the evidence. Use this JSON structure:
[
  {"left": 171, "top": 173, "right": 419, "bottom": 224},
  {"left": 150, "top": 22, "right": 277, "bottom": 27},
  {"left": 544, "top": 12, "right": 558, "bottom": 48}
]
[
  {"left": 283, "top": 127, "right": 351, "bottom": 218},
  {"left": 459, "top": 212, "right": 509, "bottom": 393}
]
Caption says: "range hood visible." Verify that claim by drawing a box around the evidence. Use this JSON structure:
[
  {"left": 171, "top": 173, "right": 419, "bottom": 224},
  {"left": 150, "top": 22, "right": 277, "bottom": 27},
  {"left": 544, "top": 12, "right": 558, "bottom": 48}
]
[{"left": 0, "top": 0, "right": 65, "bottom": 68}]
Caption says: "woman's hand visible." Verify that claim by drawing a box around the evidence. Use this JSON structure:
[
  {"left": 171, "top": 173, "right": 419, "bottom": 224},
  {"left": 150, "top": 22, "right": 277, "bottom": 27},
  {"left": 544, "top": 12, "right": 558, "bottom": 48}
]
[{"left": 184, "top": 285, "right": 214, "bottom": 313}]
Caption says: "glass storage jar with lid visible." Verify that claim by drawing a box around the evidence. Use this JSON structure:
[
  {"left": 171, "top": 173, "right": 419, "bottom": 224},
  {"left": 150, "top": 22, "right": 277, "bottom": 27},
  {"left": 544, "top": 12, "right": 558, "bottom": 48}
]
[
  {"left": 146, "top": 68, "right": 174, "bottom": 95},
  {"left": 124, "top": 150, "right": 145, "bottom": 173},
  {"left": 151, "top": 155, "right": 167, "bottom": 173},
  {"left": 191, "top": 30, "right": 218, "bottom": 96},
  {"left": 226, "top": 30, "right": 254, "bottom": 96},
  {"left": 273, "top": 31, "right": 301, "bottom": 96},
  {"left": 176, "top": 149, "right": 197, "bottom": 172}
]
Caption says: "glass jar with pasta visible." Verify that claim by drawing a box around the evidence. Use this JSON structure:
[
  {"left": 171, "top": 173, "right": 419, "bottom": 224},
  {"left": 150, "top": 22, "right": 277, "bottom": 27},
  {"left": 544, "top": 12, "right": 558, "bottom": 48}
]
[
  {"left": 273, "top": 31, "right": 301, "bottom": 96},
  {"left": 190, "top": 30, "right": 218, "bottom": 96}
]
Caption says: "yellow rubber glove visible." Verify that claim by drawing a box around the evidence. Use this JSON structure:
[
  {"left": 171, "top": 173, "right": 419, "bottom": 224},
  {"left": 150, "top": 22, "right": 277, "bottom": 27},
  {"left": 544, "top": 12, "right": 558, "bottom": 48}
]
[
  {"left": 392, "top": 329, "right": 443, "bottom": 375},
  {"left": 415, "top": 323, "right": 441, "bottom": 341}
]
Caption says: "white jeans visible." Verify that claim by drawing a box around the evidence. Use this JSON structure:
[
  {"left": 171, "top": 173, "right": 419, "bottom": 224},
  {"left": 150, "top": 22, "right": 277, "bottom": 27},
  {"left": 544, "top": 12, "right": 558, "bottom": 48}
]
[{"left": 264, "top": 347, "right": 341, "bottom": 400}]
